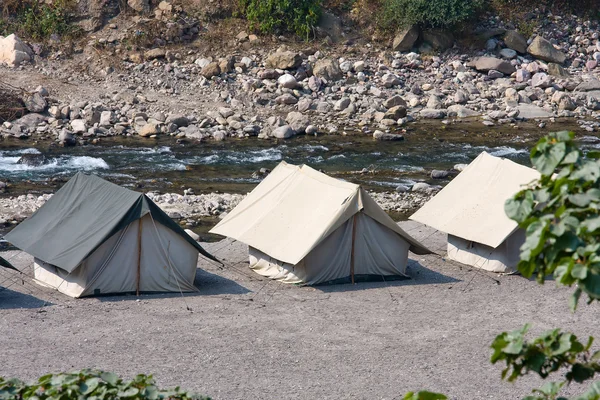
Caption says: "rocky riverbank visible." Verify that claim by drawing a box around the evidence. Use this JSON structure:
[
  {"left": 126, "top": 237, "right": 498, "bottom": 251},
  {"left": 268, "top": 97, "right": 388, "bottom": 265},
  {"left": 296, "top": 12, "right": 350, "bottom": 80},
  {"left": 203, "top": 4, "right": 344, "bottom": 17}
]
[{"left": 0, "top": 185, "right": 439, "bottom": 231}]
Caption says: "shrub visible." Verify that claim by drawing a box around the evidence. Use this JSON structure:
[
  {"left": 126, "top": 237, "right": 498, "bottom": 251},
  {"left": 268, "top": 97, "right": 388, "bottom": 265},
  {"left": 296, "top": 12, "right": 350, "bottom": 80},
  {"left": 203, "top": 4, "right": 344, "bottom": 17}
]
[
  {"left": 378, "top": 0, "right": 483, "bottom": 30},
  {"left": 0, "top": 369, "right": 209, "bottom": 400},
  {"left": 0, "top": 0, "right": 80, "bottom": 41},
  {"left": 238, "top": 0, "right": 321, "bottom": 39}
]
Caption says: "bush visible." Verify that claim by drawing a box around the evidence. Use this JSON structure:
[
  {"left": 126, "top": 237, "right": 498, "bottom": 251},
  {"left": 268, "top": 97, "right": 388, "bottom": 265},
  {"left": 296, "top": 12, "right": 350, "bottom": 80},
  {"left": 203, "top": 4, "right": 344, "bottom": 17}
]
[
  {"left": 238, "top": 0, "right": 321, "bottom": 39},
  {"left": 0, "top": 0, "right": 80, "bottom": 41},
  {"left": 0, "top": 369, "right": 210, "bottom": 400},
  {"left": 378, "top": 0, "right": 483, "bottom": 30}
]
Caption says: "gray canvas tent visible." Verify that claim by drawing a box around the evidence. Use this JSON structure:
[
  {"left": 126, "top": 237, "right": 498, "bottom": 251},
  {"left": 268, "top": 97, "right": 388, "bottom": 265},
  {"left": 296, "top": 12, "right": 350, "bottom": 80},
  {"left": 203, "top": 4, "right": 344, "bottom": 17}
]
[
  {"left": 4, "top": 173, "right": 217, "bottom": 297},
  {"left": 210, "top": 161, "right": 431, "bottom": 285},
  {"left": 410, "top": 152, "right": 540, "bottom": 273}
]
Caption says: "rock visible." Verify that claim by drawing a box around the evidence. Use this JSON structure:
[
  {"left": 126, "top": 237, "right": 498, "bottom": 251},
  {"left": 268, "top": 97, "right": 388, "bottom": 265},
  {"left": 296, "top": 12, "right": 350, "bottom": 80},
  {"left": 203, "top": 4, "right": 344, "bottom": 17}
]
[
  {"left": 395, "top": 184, "right": 410, "bottom": 193},
  {"left": 128, "top": 0, "right": 149, "bottom": 12},
  {"left": 286, "top": 112, "right": 309, "bottom": 133},
  {"left": 504, "top": 30, "right": 528, "bottom": 53},
  {"left": 194, "top": 58, "right": 211, "bottom": 68},
  {"left": 58, "top": 129, "right": 76, "bottom": 146},
  {"left": 213, "top": 131, "right": 226, "bottom": 141},
  {"left": 138, "top": 123, "right": 159, "bottom": 137},
  {"left": 334, "top": 97, "right": 351, "bottom": 111},
  {"left": 431, "top": 170, "right": 450, "bottom": 179},
  {"left": 273, "top": 125, "right": 295, "bottom": 139},
  {"left": 24, "top": 92, "right": 46, "bottom": 113},
  {"left": 384, "top": 105, "right": 407, "bottom": 120},
  {"left": 527, "top": 36, "right": 566, "bottom": 64},
  {"left": 316, "top": 11, "right": 344, "bottom": 43},
  {"left": 454, "top": 90, "right": 469, "bottom": 104},
  {"left": 393, "top": 25, "right": 420, "bottom": 52},
  {"left": 474, "top": 57, "right": 515, "bottom": 75},
  {"left": 499, "top": 48, "right": 517, "bottom": 59},
  {"left": 373, "top": 131, "right": 404, "bottom": 141},
  {"left": 516, "top": 69, "right": 531, "bottom": 82},
  {"left": 166, "top": 114, "right": 189, "bottom": 127},
  {"left": 0, "top": 34, "right": 32, "bottom": 66},
  {"left": 313, "top": 59, "right": 343, "bottom": 81},
  {"left": 218, "top": 107, "right": 234, "bottom": 118},
  {"left": 144, "top": 48, "right": 166, "bottom": 60},
  {"left": 99, "top": 111, "right": 114, "bottom": 127},
  {"left": 16, "top": 154, "right": 46, "bottom": 166},
  {"left": 575, "top": 80, "right": 600, "bottom": 92},
  {"left": 306, "top": 125, "right": 318, "bottom": 135},
  {"left": 422, "top": 30, "right": 454, "bottom": 51},
  {"left": 297, "top": 98, "right": 312, "bottom": 113},
  {"left": 420, "top": 109, "right": 446, "bottom": 119},
  {"left": 70, "top": 119, "right": 87, "bottom": 134},
  {"left": 382, "top": 73, "right": 401, "bottom": 88},
  {"left": 384, "top": 95, "right": 407, "bottom": 109},
  {"left": 548, "top": 63, "right": 568, "bottom": 78},
  {"left": 411, "top": 182, "right": 432, "bottom": 193},
  {"left": 12, "top": 113, "right": 45, "bottom": 128},
  {"left": 532, "top": 72, "right": 552, "bottom": 88},
  {"left": 265, "top": 50, "right": 302, "bottom": 70},
  {"left": 275, "top": 93, "right": 298, "bottom": 105},
  {"left": 454, "top": 164, "right": 468, "bottom": 172},
  {"left": 447, "top": 105, "right": 480, "bottom": 118},
  {"left": 558, "top": 96, "right": 576, "bottom": 111},
  {"left": 517, "top": 104, "right": 553, "bottom": 119},
  {"left": 278, "top": 74, "right": 297, "bottom": 89},
  {"left": 586, "top": 60, "right": 598, "bottom": 71},
  {"left": 308, "top": 76, "right": 322, "bottom": 92},
  {"left": 200, "top": 62, "right": 221, "bottom": 78}
]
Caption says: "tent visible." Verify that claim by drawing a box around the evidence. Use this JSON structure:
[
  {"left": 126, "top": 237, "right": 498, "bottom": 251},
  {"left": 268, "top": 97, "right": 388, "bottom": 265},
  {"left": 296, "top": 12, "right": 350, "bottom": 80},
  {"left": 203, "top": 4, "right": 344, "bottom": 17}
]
[
  {"left": 409, "top": 152, "right": 540, "bottom": 273},
  {"left": 210, "top": 161, "right": 430, "bottom": 285},
  {"left": 4, "top": 173, "right": 218, "bottom": 298}
]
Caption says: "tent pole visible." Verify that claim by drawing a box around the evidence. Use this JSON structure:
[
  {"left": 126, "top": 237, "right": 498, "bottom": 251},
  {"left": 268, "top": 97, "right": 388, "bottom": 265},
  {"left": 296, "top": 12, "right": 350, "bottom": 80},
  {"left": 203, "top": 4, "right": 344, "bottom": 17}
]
[
  {"left": 350, "top": 214, "right": 357, "bottom": 284},
  {"left": 136, "top": 217, "right": 143, "bottom": 296}
]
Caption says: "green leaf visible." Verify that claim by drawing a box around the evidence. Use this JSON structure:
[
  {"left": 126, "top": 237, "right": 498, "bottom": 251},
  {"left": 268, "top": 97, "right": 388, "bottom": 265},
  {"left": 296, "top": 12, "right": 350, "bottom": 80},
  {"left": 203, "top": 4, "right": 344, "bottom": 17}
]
[
  {"left": 572, "top": 162, "right": 600, "bottom": 182},
  {"left": 403, "top": 391, "right": 447, "bottom": 400},
  {"left": 569, "top": 288, "right": 582, "bottom": 312},
  {"left": 100, "top": 372, "right": 118, "bottom": 386},
  {"left": 569, "top": 193, "right": 595, "bottom": 207},
  {"left": 582, "top": 216, "right": 600, "bottom": 233},
  {"left": 581, "top": 272, "right": 600, "bottom": 299},
  {"left": 520, "top": 221, "right": 548, "bottom": 260},
  {"left": 572, "top": 264, "right": 588, "bottom": 280},
  {"left": 117, "top": 387, "right": 140, "bottom": 397},
  {"left": 505, "top": 192, "right": 534, "bottom": 223},
  {"left": 533, "top": 141, "right": 566, "bottom": 175}
]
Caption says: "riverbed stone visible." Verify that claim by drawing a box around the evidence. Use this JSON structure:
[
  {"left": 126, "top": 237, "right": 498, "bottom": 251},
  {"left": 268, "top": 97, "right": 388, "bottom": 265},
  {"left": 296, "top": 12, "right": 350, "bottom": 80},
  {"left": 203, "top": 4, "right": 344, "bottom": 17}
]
[
  {"left": 384, "top": 95, "right": 407, "bottom": 109},
  {"left": 420, "top": 109, "right": 446, "bottom": 119},
  {"left": 24, "top": 92, "right": 46, "bottom": 113},
  {"left": 532, "top": 72, "right": 551, "bottom": 88},
  {"left": 447, "top": 105, "right": 480, "bottom": 118},
  {"left": 286, "top": 111, "right": 309, "bottom": 133},
  {"left": 575, "top": 79, "right": 600, "bottom": 92},
  {"left": 71, "top": 119, "right": 87, "bottom": 133},
  {"left": 504, "top": 30, "right": 528, "bottom": 53},
  {"left": 393, "top": 25, "right": 419, "bottom": 52},
  {"left": 200, "top": 62, "right": 221, "bottom": 78},
  {"left": 384, "top": 105, "right": 407, "bottom": 120},
  {"left": 138, "top": 123, "right": 160, "bottom": 137},
  {"left": 313, "top": 59, "right": 343, "bottom": 81},
  {"left": 474, "top": 57, "right": 515, "bottom": 75},
  {"left": 527, "top": 36, "right": 567, "bottom": 64},
  {"left": 334, "top": 97, "right": 351, "bottom": 111},
  {"left": 278, "top": 74, "right": 297, "bottom": 89},
  {"left": 58, "top": 129, "right": 76, "bottom": 146},
  {"left": 272, "top": 125, "right": 295, "bottom": 139},
  {"left": 373, "top": 131, "right": 404, "bottom": 141},
  {"left": 265, "top": 50, "right": 302, "bottom": 70},
  {"left": 548, "top": 63, "right": 568, "bottom": 77},
  {"left": 422, "top": 30, "right": 454, "bottom": 50},
  {"left": 276, "top": 93, "right": 298, "bottom": 105}
]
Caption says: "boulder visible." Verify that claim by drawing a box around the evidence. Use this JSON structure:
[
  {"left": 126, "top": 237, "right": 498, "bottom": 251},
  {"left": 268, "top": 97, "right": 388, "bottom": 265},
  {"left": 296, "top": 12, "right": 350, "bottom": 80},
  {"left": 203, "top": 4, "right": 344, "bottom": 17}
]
[
  {"left": 166, "top": 114, "right": 190, "bottom": 127},
  {"left": 144, "top": 48, "right": 166, "bottom": 60},
  {"left": 138, "top": 123, "right": 159, "bottom": 137},
  {"left": 384, "top": 105, "right": 407, "bottom": 120},
  {"left": 420, "top": 109, "right": 446, "bottom": 119},
  {"left": 0, "top": 34, "right": 32, "bottom": 67},
  {"left": 431, "top": 170, "right": 450, "bottom": 179},
  {"left": 313, "top": 59, "right": 343, "bottom": 81},
  {"left": 278, "top": 74, "right": 298, "bottom": 89},
  {"left": 200, "top": 62, "right": 221, "bottom": 78},
  {"left": 334, "top": 97, "right": 351, "bottom": 111},
  {"left": 447, "top": 105, "right": 480, "bottom": 118},
  {"left": 575, "top": 80, "right": 600, "bottom": 92},
  {"left": 71, "top": 119, "right": 87, "bottom": 134},
  {"left": 24, "top": 92, "right": 47, "bottom": 113},
  {"left": 392, "top": 25, "right": 419, "bottom": 52},
  {"left": 527, "top": 36, "right": 566, "bottom": 64},
  {"left": 384, "top": 95, "right": 407, "bottom": 109},
  {"left": 548, "top": 63, "right": 568, "bottom": 78},
  {"left": 503, "top": 30, "right": 528, "bottom": 53},
  {"left": 499, "top": 48, "right": 517, "bottom": 59},
  {"left": 265, "top": 50, "right": 302, "bottom": 70},
  {"left": 474, "top": 57, "right": 515, "bottom": 75},
  {"left": 373, "top": 131, "right": 404, "bottom": 141},
  {"left": 422, "top": 30, "right": 454, "bottom": 51},
  {"left": 58, "top": 129, "right": 76, "bottom": 146},
  {"left": 272, "top": 125, "right": 295, "bottom": 139},
  {"left": 532, "top": 72, "right": 552, "bottom": 88},
  {"left": 286, "top": 112, "right": 309, "bottom": 133}
]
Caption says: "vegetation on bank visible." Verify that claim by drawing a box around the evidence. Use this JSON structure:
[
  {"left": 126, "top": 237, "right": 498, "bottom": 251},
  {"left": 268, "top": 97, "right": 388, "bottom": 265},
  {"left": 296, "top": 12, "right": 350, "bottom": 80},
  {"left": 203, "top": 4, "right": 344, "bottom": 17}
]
[
  {"left": 0, "top": 0, "right": 80, "bottom": 41},
  {"left": 0, "top": 369, "right": 209, "bottom": 400},
  {"left": 404, "top": 132, "right": 600, "bottom": 399}
]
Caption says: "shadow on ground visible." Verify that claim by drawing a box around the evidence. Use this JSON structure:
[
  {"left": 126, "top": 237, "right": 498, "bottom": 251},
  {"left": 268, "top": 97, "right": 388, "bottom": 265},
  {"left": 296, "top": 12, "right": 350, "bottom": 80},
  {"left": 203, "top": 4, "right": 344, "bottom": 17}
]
[{"left": 0, "top": 287, "right": 53, "bottom": 310}]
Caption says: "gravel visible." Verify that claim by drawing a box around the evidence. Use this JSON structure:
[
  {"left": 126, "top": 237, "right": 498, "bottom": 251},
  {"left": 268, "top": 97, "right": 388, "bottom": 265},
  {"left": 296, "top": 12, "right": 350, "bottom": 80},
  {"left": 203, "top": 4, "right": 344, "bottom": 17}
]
[{"left": 0, "top": 221, "right": 597, "bottom": 399}]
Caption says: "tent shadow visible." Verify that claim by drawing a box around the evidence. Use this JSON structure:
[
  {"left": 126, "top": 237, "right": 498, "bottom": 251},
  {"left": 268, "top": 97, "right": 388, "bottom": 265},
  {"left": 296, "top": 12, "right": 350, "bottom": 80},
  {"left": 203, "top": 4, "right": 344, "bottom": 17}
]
[
  {"left": 0, "top": 287, "right": 53, "bottom": 310},
  {"left": 312, "top": 259, "right": 461, "bottom": 293}
]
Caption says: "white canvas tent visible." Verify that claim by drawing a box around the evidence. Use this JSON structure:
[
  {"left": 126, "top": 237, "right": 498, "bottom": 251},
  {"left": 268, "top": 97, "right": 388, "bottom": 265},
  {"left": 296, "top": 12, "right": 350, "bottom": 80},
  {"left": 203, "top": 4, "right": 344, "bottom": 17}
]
[
  {"left": 4, "top": 173, "right": 218, "bottom": 298},
  {"left": 210, "top": 161, "right": 430, "bottom": 285},
  {"left": 409, "top": 152, "right": 540, "bottom": 273}
]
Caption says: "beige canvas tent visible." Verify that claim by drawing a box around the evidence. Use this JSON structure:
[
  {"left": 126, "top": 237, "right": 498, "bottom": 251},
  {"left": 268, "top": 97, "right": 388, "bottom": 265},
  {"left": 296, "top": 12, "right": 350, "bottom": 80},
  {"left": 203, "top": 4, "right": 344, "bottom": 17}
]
[
  {"left": 210, "top": 161, "right": 430, "bottom": 285},
  {"left": 4, "top": 173, "right": 218, "bottom": 298},
  {"left": 409, "top": 152, "right": 540, "bottom": 273}
]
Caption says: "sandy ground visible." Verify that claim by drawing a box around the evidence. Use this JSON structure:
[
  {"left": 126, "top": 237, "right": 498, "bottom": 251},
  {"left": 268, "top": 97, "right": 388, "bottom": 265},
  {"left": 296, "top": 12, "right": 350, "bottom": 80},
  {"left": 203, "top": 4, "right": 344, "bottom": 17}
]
[{"left": 0, "top": 221, "right": 598, "bottom": 400}]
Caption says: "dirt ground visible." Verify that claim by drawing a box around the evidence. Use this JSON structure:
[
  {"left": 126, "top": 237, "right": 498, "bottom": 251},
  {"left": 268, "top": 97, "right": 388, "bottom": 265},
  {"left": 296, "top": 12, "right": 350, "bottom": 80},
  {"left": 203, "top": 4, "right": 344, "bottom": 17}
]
[{"left": 0, "top": 221, "right": 598, "bottom": 400}]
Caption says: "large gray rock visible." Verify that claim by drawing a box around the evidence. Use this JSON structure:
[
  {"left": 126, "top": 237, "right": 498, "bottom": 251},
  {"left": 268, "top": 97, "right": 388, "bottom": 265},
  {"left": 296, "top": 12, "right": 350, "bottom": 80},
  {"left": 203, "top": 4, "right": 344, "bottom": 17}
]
[
  {"left": 392, "top": 26, "right": 419, "bottom": 52},
  {"left": 384, "top": 95, "right": 407, "bottom": 109},
  {"left": 384, "top": 105, "right": 407, "bottom": 120},
  {"left": 71, "top": 119, "right": 87, "bottom": 134},
  {"left": 527, "top": 36, "right": 566, "bottom": 64},
  {"left": 373, "top": 131, "right": 404, "bottom": 141},
  {"left": 474, "top": 57, "right": 515, "bottom": 75},
  {"left": 575, "top": 80, "right": 600, "bottom": 92},
  {"left": 0, "top": 34, "right": 32, "bottom": 67},
  {"left": 517, "top": 104, "right": 553, "bottom": 119},
  {"left": 313, "top": 59, "right": 343, "bottom": 81},
  {"left": 532, "top": 72, "right": 552, "bottom": 88},
  {"left": 420, "top": 109, "right": 446, "bottom": 119},
  {"left": 265, "top": 50, "right": 302, "bottom": 70},
  {"left": 24, "top": 92, "right": 47, "bottom": 113},
  {"left": 447, "top": 105, "right": 480, "bottom": 118},
  {"left": 166, "top": 114, "right": 190, "bottom": 127},
  {"left": 58, "top": 129, "right": 76, "bottom": 146},
  {"left": 273, "top": 125, "right": 296, "bottom": 139},
  {"left": 422, "top": 30, "right": 454, "bottom": 51},
  {"left": 503, "top": 30, "right": 528, "bottom": 53},
  {"left": 285, "top": 112, "right": 309, "bottom": 133}
]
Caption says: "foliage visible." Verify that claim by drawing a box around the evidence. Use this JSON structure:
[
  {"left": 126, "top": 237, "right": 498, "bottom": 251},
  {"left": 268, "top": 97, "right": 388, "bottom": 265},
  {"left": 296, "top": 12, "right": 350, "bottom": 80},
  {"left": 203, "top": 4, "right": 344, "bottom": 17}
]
[
  {"left": 505, "top": 131, "right": 600, "bottom": 311},
  {"left": 238, "top": 0, "right": 321, "bottom": 39},
  {"left": 0, "top": 369, "right": 210, "bottom": 400},
  {"left": 0, "top": 0, "right": 80, "bottom": 41},
  {"left": 403, "top": 391, "right": 447, "bottom": 400},
  {"left": 377, "top": 0, "right": 483, "bottom": 30}
]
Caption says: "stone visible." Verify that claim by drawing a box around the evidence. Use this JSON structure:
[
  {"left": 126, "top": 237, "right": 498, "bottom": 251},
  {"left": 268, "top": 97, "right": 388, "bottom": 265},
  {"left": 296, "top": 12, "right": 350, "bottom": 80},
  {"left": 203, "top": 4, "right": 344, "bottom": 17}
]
[
  {"left": 384, "top": 95, "right": 407, "bottom": 109},
  {"left": 138, "top": 123, "right": 159, "bottom": 137},
  {"left": 431, "top": 170, "right": 450, "bottom": 179},
  {"left": 558, "top": 96, "right": 577, "bottom": 111},
  {"left": 0, "top": 34, "right": 32, "bottom": 66},
  {"left": 575, "top": 80, "right": 600, "bottom": 92},
  {"left": 587, "top": 60, "right": 598, "bottom": 71},
  {"left": 128, "top": 0, "right": 150, "bottom": 12},
  {"left": 278, "top": 74, "right": 297, "bottom": 89},
  {"left": 58, "top": 129, "right": 76, "bottom": 146},
  {"left": 392, "top": 25, "right": 420, "bottom": 52},
  {"left": 194, "top": 58, "right": 211, "bottom": 68},
  {"left": 17, "top": 154, "right": 47, "bottom": 166},
  {"left": 218, "top": 107, "right": 234, "bottom": 118},
  {"left": 382, "top": 73, "right": 401, "bottom": 88},
  {"left": 527, "top": 36, "right": 567, "bottom": 64},
  {"left": 272, "top": 125, "right": 295, "bottom": 139},
  {"left": 412, "top": 182, "right": 432, "bottom": 193},
  {"left": 517, "top": 104, "right": 553, "bottom": 119},
  {"left": 276, "top": 94, "right": 298, "bottom": 105},
  {"left": 265, "top": 50, "right": 302, "bottom": 70},
  {"left": 313, "top": 59, "right": 343, "bottom": 81},
  {"left": 166, "top": 114, "right": 189, "bottom": 127},
  {"left": 373, "top": 131, "right": 404, "bottom": 141},
  {"left": 200, "top": 62, "right": 221, "bottom": 78},
  {"left": 297, "top": 98, "right": 312, "bottom": 113},
  {"left": 306, "top": 125, "right": 318, "bottom": 135},
  {"left": 286, "top": 111, "right": 309, "bottom": 133},
  {"left": 532, "top": 72, "right": 552, "bottom": 88},
  {"left": 422, "top": 30, "right": 454, "bottom": 51},
  {"left": 144, "top": 48, "right": 166, "bottom": 60},
  {"left": 308, "top": 76, "right": 322, "bottom": 92},
  {"left": 474, "top": 57, "right": 515, "bottom": 75},
  {"left": 504, "top": 30, "right": 528, "bottom": 53},
  {"left": 99, "top": 111, "right": 114, "bottom": 127},
  {"left": 24, "top": 92, "right": 47, "bottom": 113},
  {"left": 548, "top": 63, "right": 568, "bottom": 78},
  {"left": 334, "top": 97, "right": 351, "bottom": 111},
  {"left": 420, "top": 109, "right": 446, "bottom": 119},
  {"left": 447, "top": 105, "right": 480, "bottom": 118},
  {"left": 454, "top": 90, "right": 469, "bottom": 104},
  {"left": 500, "top": 48, "right": 517, "bottom": 59},
  {"left": 488, "top": 70, "right": 504, "bottom": 79},
  {"left": 213, "top": 131, "right": 226, "bottom": 141},
  {"left": 516, "top": 69, "right": 531, "bottom": 82},
  {"left": 384, "top": 105, "right": 407, "bottom": 120},
  {"left": 70, "top": 119, "right": 87, "bottom": 134}
]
